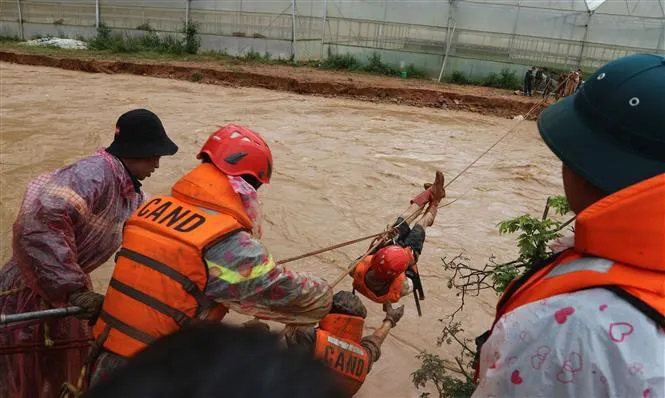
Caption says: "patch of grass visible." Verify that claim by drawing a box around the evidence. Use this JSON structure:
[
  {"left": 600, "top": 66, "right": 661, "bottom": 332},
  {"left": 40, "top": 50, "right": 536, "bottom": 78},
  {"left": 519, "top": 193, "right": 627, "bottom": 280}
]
[
  {"left": 30, "top": 33, "right": 52, "bottom": 40},
  {"left": 362, "top": 52, "right": 397, "bottom": 75},
  {"left": 406, "top": 64, "right": 427, "bottom": 79},
  {"left": 0, "top": 34, "right": 22, "bottom": 43},
  {"left": 87, "top": 20, "right": 200, "bottom": 55},
  {"left": 243, "top": 50, "right": 267, "bottom": 62},
  {"left": 321, "top": 52, "right": 426, "bottom": 79},
  {"left": 481, "top": 68, "right": 521, "bottom": 90},
  {"left": 446, "top": 71, "right": 473, "bottom": 85},
  {"left": 136, "top": 23, "right": 153, "bottom": 31},
  {"left": 444, "top": 68, "right": 521, "bottom": 90},
  {"left": 182, "top": 20, "right": 200, "bottom": 55},
  {"left": 321, "top": 53, "right": 361, "bottom": 70},
  {"left": 191, "top": 71, "right": 203, "bottom": 81},
  {"left": 237, "top": 49, "right": 300, "bottom": 66}
]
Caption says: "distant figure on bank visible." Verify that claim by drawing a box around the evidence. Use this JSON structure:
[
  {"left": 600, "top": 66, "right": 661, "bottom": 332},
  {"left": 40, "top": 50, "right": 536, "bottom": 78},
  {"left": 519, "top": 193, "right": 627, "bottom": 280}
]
[{"left": 523, "top": 66, "right": 536, "bottom": 96}]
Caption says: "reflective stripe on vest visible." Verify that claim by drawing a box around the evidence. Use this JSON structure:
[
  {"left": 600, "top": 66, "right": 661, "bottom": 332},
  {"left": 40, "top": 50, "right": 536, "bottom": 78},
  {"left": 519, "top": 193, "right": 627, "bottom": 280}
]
[
  {"left": 114, "top": 248, "right": 215, "bottom": 318},
  {"left": 99, "top": 310, "right": 156, "bottom": 345},
  {"left": 206, "top": 256, "right": 276, "bottom": 284},
  {"left": 314, "top": 329, "right": 369, "bottom": 396},
  {"left": 108, "top": 278, "right": 190, "bottom": 327}
]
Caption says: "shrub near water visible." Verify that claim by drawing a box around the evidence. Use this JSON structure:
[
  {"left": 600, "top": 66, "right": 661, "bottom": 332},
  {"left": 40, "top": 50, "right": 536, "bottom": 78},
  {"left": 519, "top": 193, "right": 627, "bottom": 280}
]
[
  {"left": 412, "top": 196, "right": 573, "bottom": 398},
  {"left": 88, "top": 21, "right": 200, "bottom": 55}
]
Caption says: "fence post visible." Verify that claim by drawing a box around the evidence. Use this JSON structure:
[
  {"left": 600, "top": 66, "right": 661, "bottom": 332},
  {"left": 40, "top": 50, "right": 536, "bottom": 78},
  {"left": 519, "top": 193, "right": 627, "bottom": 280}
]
[
  {"left": 438, "top": 0, "right": 456, "bottom": 82},
  {"left": 185, "top": 0, "right": 190, "bottom": 23},
  {"left": 319, "top": 0, "right": 327, "bottom": 59},
  {"left": 577, "top": 10, "right": 593, "bottom": 68},
  {"left": 95, "top": 0, "right": 99, "bottom": 28},
  {"left": 508, "top": 1, "right": 520, "bottom": 58},
  {"left": 16, "top": 0, "right": 24, "bottom": 40},
  {"left": 291, "top": 0, "right": 297, "bottom": 59}
]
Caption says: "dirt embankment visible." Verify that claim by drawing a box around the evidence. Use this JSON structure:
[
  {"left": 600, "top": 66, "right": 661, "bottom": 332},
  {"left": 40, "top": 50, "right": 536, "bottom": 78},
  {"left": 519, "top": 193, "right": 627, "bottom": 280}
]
[{"left": 0, "top": 49, "right": 548, "bottom": 119}]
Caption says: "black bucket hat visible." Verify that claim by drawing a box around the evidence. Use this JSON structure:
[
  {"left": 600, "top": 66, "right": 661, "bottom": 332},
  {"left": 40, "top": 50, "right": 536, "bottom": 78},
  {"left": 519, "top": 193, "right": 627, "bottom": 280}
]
[
  {"left": 107, "top": 109, "right": 178, "bottom": 158},
  {"left": 537, "top": 54, "right": 665, "bottom": 194}
]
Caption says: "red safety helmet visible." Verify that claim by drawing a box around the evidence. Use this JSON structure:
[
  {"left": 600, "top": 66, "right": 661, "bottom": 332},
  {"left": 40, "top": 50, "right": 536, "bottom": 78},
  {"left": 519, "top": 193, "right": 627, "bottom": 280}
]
[
  {"left": 197, "top": 124, "right": 273, "bottom": 184},
  {"left": 371, "top": 245, "right": 412, "bottom": 281}
]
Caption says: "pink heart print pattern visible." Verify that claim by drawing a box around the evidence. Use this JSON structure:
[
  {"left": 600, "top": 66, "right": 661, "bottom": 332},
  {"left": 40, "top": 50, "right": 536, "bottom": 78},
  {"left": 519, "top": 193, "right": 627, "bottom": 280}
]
[
  {"left": 554, "top": 306, "right": 575, "bottom": 324},
  {"left": 487, "top": 351, "right": 501, "bottom": 370},
  {"left": 556, "top": 352, "right": 583, "bottom": 384},
  {"left": 531, "top": 345, "right": 551, "bottom": 370},
  {"left": 609, "top": 322, "right": 634, "bottom": 343},
  {"left": 629, "top": 363, "right": 644, "bottom": 376},
  {"left": 519, "top": 330, "right": 532, "bottom": 343},
  {"left": 511, "top": 369, "right": 523, "bottom": 385}
]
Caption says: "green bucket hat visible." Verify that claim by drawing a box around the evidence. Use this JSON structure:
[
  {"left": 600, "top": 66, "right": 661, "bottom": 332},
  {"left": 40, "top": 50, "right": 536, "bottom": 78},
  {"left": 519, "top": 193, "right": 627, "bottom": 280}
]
[{"left": 537, "top": 54, "right": 665, "bottom": 194}]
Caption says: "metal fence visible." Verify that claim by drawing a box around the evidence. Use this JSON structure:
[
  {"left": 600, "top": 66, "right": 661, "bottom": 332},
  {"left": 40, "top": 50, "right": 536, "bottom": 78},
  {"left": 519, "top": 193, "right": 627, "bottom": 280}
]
[{"left": 1, "top": 0, "right": 663, "bottom": 79}]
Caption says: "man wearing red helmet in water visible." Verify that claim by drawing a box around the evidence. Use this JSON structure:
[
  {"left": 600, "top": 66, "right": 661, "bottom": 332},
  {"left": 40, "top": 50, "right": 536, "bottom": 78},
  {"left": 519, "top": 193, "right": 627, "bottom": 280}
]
[
  {"left": 89, "top": 124, "right": 332, "bottom": 385},
  {"left": 351, "top": 171, "right": 445, "bottom": 304}
]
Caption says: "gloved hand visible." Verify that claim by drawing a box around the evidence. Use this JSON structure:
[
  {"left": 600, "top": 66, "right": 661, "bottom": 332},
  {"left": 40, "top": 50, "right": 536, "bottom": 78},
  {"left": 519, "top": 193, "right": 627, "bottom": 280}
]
[
  {"left": 68, "top": 289, "right": 104, "bottom": 321},
  {"left": 382, "top": 302, "right": 405, "bottom": 327}
]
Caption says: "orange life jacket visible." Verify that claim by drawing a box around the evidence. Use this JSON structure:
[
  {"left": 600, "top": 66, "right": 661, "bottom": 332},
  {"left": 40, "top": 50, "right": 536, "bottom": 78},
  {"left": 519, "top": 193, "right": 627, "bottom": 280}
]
[
  {"left": 314, "top": 314, "right": 370, "bottom": 396},
  {"left": 474, "top": 174, "right": 665, "bottom": 381},
  {"left": 92, "top": 163, "right": 254, "bottom": 358},
  {"left": 351, "top": 255, "right": 407, "bottom": 303}
]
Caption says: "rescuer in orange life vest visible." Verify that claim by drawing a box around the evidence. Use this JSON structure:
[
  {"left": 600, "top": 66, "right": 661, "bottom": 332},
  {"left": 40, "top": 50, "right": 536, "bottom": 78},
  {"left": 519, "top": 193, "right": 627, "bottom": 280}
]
[
  {"left": 284, "top": 291, "right": 405, "bottom": 397},
  {"left": 88, "top": 124, "right": 333, "bottom": 385},
  {"left": 351, "top": 171, "right": 445, "bottom": 305},
  {"left": 472, "top": 54, "right": 665, "bottom": 397}
]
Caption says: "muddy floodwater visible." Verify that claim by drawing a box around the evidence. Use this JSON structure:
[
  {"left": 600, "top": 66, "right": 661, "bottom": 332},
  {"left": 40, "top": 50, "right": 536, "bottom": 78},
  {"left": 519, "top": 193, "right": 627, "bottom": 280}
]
[{"left": 0, "top": 63, "right": 563, "bottom": 397}]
